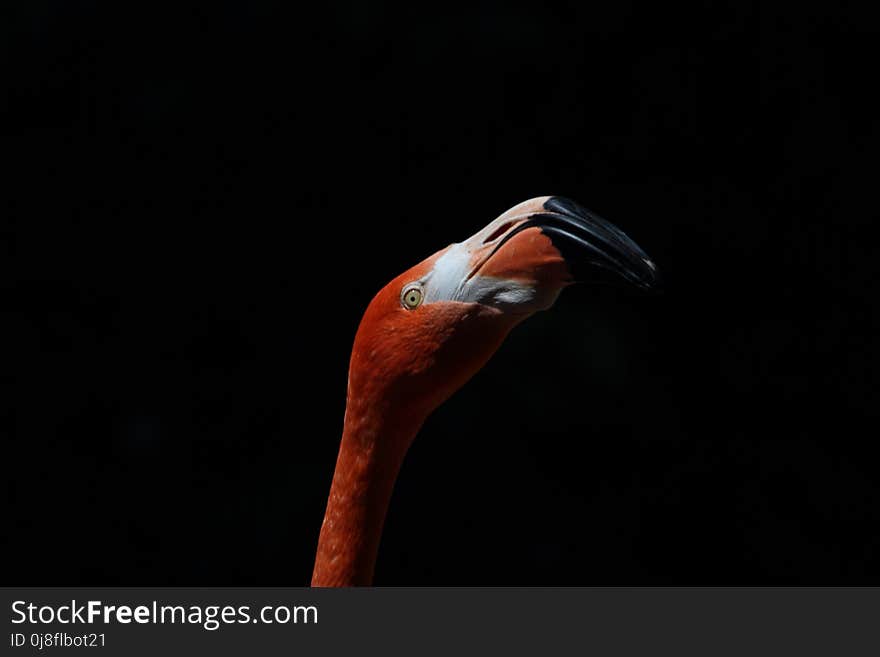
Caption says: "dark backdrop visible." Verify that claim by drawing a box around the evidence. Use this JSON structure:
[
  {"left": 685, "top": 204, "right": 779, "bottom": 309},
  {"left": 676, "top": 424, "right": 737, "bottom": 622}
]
[{"left": 5, "top": 2, "right": 879, "bottom": 584}]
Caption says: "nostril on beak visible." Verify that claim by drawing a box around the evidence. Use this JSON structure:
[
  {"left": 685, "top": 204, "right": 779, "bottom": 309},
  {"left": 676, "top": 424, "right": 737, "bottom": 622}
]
[{"left": 482, "top": 222, "right": 515, "bottom": 245}]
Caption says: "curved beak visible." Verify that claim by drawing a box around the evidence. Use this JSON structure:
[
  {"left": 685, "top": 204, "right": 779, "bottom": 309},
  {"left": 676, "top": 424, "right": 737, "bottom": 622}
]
[
  {"left": 420, "top": 196, "right": 660, "bottom": 315},
  {"left": 485, "top": 196, "right": 660, "bottom": 291}
]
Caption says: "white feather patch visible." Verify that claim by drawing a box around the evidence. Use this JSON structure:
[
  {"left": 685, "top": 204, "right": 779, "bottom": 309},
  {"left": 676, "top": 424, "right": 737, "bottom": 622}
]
[{"left": 416, "top": 242, "right": 539, "bottom": 311}]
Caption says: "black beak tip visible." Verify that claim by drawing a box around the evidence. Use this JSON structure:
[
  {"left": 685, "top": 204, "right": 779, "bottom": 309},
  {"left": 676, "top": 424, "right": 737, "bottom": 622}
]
[
  {"left": 541, "top": 196, "right": 662, "bottom": 294},
  {"left": 637, "top": 257, "right": 663, "bottom": 293}
]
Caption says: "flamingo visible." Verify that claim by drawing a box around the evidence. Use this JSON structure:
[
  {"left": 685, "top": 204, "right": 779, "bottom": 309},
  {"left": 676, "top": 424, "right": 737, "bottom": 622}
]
[{"left": 311, "top": 196, "right": 659, "bottom": 586}]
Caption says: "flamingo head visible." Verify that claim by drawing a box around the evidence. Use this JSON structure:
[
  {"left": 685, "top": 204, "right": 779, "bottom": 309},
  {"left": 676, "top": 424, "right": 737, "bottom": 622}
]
[{"left": 346, "top": 195, "right": 660, "bottom": 425}]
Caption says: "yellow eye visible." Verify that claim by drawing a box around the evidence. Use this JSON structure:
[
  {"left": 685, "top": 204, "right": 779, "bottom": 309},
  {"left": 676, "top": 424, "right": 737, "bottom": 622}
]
[{"left": 401, "top": 285, "right": 423, "bottom": 310}]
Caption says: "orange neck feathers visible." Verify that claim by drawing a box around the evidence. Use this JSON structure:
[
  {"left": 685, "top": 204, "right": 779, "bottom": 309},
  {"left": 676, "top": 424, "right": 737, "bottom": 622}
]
[{"left": 311, "top": 268, "right": 519, "bottom": 586}]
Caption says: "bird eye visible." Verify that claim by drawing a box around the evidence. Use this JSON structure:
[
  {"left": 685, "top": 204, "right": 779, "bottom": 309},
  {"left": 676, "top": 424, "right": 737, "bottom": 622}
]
[{"left": 401, "top": 285, "right": 424, "bottom": 310}]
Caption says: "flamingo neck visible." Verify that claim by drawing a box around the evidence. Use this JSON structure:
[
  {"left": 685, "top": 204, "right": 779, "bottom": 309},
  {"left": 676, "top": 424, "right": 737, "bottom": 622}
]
[{"left": 311, "top": 396, "right": 422, "bottom": 587}]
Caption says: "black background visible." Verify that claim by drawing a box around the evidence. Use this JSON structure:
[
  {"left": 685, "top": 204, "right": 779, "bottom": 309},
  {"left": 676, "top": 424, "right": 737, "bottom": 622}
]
[{"left": 5, "top": 2, "right": 879, "bottom": 584}]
